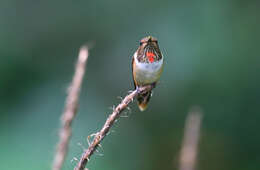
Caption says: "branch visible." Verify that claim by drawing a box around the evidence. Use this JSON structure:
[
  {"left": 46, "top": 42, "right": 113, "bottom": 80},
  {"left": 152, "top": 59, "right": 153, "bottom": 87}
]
[
  {"left": 179, "top": 106, "right": 203, "bottom": 170},
  {"left": 74, "top": 85, "right": 153, "bottom": 170},
  {"left": 53, "top": 46, "right": 89, "bottom": 170}
]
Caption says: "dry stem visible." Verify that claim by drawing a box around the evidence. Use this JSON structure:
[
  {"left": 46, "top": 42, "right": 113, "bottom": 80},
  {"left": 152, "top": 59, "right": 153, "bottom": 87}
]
[
  {"left": 53, "top": 46, "right": 89, "bottom": 170},
  {"left": 74, "top": 85, "right": 153, "bottom": 170},
  {"left": 179, "top": 106, "right": 203, "bottom": 170}
]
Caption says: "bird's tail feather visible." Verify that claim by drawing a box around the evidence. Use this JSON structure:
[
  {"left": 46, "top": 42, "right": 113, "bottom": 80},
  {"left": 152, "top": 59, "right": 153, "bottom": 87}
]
[{"left": 137, "top": 91, "right": 151, "bottom": 111}]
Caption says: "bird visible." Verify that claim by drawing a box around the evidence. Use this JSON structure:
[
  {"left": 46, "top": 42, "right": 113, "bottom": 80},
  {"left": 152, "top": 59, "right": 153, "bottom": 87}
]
[{"left": 132, "top": 36, "right": 164, "bottom": 111}]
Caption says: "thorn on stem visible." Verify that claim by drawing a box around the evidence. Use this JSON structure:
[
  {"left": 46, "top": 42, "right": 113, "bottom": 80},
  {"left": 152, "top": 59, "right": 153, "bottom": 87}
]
[
  {"left": 109, "top": 105, "right": 116, "bottom": 111},
  {"left": 95, "top": 148, "right": 104, "bottom": 157},
  {"left": 106, "top": 130, "right": 115, "bottom": 136},
  {"left": 117, "top": 96, "right": 123, "bottom": 100},
  {"left": 97, "top": 153, "right": 104, "bottom": 157},
  {"left": 121, "top": 111, "right": 130, "bottom": 118},
  {"left": 90, "top": 133, "right": 98, "bottom": 138},
  {"left": 120, "top": 114, "right": 128, "bottom": 118},
  {"left": 87, "top": 136, "right": 91, "bottom": 146},
  {"left": 71, "top": 157, "right": 79, "bottom": 163},
  {"left": 128, "top": 90, "right": 134, "bottom": 94},
  {"left": 126, "top": 106, "right": 132, "bottom": 113}
]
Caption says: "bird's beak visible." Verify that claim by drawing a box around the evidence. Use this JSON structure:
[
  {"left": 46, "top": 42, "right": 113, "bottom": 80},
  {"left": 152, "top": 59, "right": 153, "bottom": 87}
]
[{"left": 147, "top": 36, "right": 152, "bottom": 42}]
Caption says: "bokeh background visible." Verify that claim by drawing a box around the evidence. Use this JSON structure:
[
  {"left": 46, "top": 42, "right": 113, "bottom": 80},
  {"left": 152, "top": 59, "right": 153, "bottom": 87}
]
[{"left": 1, "top": 0, "right": 259, "bottom": 170}]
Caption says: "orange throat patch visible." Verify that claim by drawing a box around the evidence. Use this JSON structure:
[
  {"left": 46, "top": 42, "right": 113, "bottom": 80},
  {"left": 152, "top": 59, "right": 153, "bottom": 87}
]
[{"left": 146, "top": 52, "right": 155, "bottom": 63}]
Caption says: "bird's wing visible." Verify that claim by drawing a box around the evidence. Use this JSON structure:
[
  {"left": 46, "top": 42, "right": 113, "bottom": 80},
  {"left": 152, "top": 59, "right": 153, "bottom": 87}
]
[{"left": 132, "top": 54, "right": 137, "bottom": 89}]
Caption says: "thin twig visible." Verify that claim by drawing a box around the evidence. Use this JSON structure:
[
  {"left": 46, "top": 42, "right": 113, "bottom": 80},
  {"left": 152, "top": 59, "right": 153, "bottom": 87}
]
[
  {"left": 53, "top": 46, "right": 89, "bottom": 170},
  {"left": 179, "top": 106, "right": 203, "bottom": 170},
  {"left": 74, "top": 85, "right": 153, "bottom": 170}
]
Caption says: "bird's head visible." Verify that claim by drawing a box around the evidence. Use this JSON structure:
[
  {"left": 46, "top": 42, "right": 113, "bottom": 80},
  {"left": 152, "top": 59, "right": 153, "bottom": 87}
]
[{"left": 137, "top": 36, "right": 162, "bottom": 63}]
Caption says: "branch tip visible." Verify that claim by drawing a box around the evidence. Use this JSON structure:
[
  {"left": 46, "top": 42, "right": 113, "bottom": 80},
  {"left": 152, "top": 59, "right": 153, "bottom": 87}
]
[
  {"left": 74, "top": 84, "right": 153, "bottom": 170},
  {"left": 52, "top": 46, "right": 89, "bottom": 170},
  {"left": 178, "top": 106, "right": 203, "bottom": 170}
]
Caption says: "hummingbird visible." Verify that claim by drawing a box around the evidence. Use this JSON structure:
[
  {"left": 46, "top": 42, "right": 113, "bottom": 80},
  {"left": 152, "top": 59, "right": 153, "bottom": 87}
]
[{"left": 132, "top": 36, "right": 164, "bottom": 111}]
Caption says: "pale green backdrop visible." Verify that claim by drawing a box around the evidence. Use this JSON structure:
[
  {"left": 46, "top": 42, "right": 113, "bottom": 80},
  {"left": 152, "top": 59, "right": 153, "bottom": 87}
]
[{"left": 0, "top": 0, "right": 259, "bottom": 170}]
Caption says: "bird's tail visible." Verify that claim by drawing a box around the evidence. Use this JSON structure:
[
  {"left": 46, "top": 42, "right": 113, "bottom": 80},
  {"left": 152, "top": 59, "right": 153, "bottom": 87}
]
[{"left": 137, "top": 91, "right": 152, "bottom": 111}]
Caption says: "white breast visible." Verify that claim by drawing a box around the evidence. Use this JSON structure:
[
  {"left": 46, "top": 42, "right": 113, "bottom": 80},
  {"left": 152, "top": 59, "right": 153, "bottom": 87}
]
[{"left": 134, "top": 52, "right": 163, "bottom": 85}]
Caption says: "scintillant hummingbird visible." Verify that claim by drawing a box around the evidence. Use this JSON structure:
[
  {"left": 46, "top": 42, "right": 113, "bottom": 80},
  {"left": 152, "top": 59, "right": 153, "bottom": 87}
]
[{"left": 132, "top": 36, "right": 164, "bottom": 111}]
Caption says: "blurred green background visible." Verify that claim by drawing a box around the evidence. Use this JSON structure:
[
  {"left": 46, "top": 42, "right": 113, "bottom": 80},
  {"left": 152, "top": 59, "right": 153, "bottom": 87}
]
[{"left": 0, "top": 0, "right": 259, "bottom": 170}]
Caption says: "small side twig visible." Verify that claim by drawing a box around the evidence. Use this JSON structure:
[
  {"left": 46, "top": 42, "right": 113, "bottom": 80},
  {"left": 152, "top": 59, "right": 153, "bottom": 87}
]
[
  {"left": 74, "top": 85, "right": 153, "bottom": 170},
  {"left": 179, "top": 106, "right": 203, "bottom": 170},
  {"left": 53, "top": 46, "right": 89, "bottom": 170}
]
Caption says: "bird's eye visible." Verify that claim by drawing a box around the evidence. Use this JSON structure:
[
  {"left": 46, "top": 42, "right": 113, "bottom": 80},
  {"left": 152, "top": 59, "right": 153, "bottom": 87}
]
[{"left": 140, "top": 42, "right": 143, "bottom": 45}]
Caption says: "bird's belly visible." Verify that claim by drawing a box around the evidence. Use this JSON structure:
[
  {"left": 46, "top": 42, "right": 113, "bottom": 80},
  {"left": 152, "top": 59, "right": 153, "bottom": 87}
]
[{"left": 134, "top": 60, "right": 163, "bottom": 86}]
